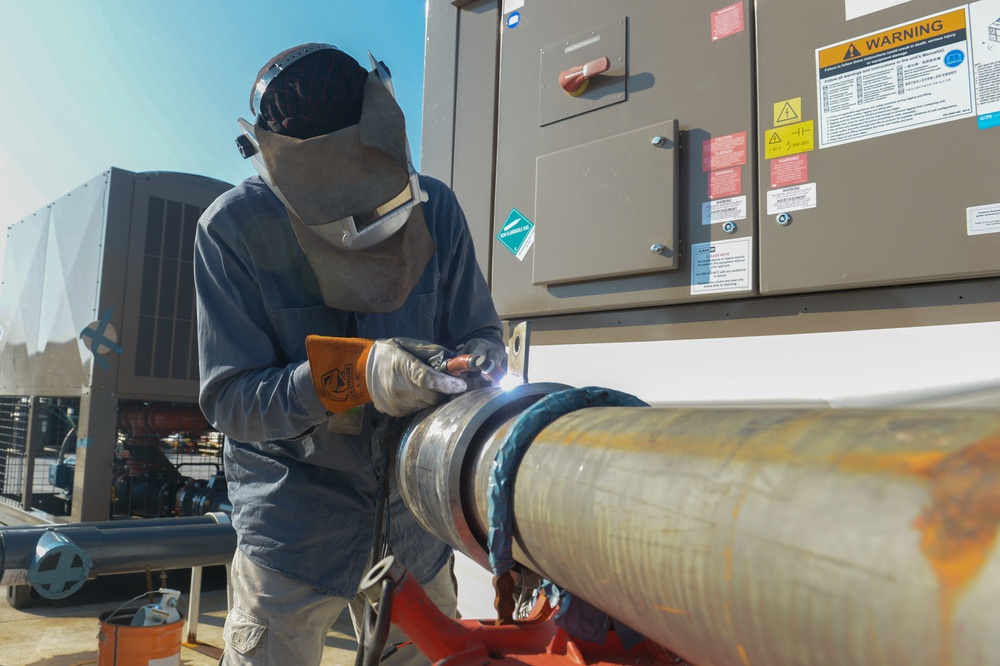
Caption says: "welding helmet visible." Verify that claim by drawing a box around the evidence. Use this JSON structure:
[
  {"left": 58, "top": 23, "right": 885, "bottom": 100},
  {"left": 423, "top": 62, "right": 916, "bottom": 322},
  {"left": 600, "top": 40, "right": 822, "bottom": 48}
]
[{"left": 235, "top": 44, "right": 433, "bottom": 312}]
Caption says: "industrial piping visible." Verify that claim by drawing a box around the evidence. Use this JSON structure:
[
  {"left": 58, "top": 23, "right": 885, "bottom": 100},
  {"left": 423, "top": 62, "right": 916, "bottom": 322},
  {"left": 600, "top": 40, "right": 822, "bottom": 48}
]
[
  {"left": 397, "top": 385, "right": 1000, "bottom": 666},
  {"left": 0, "top": 513, "right": 234, "bottom": 599}
]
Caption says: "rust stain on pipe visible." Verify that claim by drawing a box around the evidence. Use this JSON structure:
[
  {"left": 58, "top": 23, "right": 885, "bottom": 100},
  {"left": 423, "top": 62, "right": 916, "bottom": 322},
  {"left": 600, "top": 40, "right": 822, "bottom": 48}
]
[
  {"left": 656, "top": 605, "right": 688, "bottom": 615},
  {"left": 834, "top": 436, "right": 1000, "bottom": 592},
  {"left": 736, "top": 644, "right": 752, "bottom": 666},
  {"left": 914, "top": 435, "right": 1000, "bottom": 593},
  {"left": 837, "top": 435, "right": 1000, "bottom": 665},
  {"left": 836, "top": 449, "right": 949, "bottom": 476},
  {"left": 915, "top": 436, "right": 1000, "bottom": 665}
]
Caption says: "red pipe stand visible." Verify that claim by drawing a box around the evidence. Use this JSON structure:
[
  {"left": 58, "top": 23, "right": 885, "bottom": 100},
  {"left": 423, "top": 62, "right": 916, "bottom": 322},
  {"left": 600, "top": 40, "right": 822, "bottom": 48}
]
[{"left": 366, "top": 557, "right": 681, "bottom": 666}]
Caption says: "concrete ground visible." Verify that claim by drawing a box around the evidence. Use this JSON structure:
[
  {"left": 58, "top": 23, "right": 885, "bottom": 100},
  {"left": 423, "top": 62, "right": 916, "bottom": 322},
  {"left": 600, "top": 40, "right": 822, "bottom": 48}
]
[
  {"left": 0, "top": 587, "right": 357, "bottom": 666},
  {"left": 0, "top": 555, "right": 497, "bottom": 666}
]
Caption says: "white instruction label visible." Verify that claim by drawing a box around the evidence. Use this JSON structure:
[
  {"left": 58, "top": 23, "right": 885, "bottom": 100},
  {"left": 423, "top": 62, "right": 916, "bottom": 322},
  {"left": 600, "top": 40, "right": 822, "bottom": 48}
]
[
  {"left": 0, "top": 569, "right": 29, "bottom": 586},
  {"left": 970, "top": 0, "right": 1000, "bottom": 129},
  {"left": 767, "top": 183, "right": 818, "bottom": 215},
  {"left": 967, "top": 203, "right": 1000, "bottom": 235},
  {"left": 691, "top": 237, "right": 752, "bottom": 295},
  {"left": 702, "top": 196, "right": 748, "bottom": 225},
  {"left": 817, "top": 8, "right": 975, "bottom": 148}
]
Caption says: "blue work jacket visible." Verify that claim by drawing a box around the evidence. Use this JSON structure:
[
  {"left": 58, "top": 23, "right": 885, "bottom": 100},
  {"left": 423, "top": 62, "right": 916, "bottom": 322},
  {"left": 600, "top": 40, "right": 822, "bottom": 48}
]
[{"left": 194, "top": 174, "right": 503, "bottom": 597}]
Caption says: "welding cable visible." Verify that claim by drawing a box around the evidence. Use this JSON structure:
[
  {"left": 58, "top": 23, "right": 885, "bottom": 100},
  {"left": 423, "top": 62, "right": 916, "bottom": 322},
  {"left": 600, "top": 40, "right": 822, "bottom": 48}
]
[
  {"left": 378, "top": 640, "right": 413, "bottom": 662},
  {"left": 355, "top": 419, "right": 400, "bottom": 666},
  {"left": 358, "top": 578, "right": 394, "bottom": 666},
  {"left": 486, "top": 386, "right": 648, "bottom": 576}
]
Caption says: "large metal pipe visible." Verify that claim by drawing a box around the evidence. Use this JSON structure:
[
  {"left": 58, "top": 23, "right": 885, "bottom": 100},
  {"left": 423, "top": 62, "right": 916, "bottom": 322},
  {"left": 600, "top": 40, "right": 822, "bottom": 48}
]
[
  {"left": 398, "top": 386, "right": 1000, "bottom": 666},
  {"left": 0, "top": 513, "right": 234, "bottom": 599}
]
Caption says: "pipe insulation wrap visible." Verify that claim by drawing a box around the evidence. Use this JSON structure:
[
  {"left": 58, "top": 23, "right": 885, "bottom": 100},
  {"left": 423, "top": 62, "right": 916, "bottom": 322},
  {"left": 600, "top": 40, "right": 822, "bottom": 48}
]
[{"left": 487, "top": 386, "right": 647, "bottom": 575}]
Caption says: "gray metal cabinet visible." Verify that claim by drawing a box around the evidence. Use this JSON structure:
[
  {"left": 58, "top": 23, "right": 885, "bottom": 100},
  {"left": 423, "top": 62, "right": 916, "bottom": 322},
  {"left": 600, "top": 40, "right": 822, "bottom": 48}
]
[
  {"left": 755, "top": 0, "right": 1000, "bottom": 294},
  {"left": 490, "top": 1, "right": 757, "bottom": 318}
]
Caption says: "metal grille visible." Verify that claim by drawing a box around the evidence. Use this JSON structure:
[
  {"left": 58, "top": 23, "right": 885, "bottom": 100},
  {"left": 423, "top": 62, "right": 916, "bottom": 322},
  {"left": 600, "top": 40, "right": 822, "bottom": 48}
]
[
  {"left": 134, "top": 196, "right": 203, "bottom": 380},
  {"left": 0, "top": 397, "right": 78, "bottom": 510},
  {"left": 112, "top": 417, "right": 224, "bottom": 519},
  {"left": 0, "top": 397, "right": 29, "bottom": 505}
]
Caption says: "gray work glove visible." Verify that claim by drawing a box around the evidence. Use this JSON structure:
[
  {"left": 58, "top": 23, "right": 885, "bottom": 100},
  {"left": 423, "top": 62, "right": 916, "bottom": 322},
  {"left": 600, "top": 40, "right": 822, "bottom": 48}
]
[
  {"left": 367, "top": 337, "right": 468, "bottom": 417},
  {"left": 456, "top": 337, "right": 508, "bottom": 388}
]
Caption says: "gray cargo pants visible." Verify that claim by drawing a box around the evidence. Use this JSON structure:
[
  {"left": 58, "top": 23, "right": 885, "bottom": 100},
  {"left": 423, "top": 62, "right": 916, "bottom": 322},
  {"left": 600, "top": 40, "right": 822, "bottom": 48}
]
[{"left": 220, "top": 549, "right": 458, "bottom": 666}]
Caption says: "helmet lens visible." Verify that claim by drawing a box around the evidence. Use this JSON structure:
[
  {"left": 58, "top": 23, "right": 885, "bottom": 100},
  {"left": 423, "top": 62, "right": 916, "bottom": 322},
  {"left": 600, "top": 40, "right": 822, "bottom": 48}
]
[{"left": 353, "top": 185, "right": 412, "bottom": 232}]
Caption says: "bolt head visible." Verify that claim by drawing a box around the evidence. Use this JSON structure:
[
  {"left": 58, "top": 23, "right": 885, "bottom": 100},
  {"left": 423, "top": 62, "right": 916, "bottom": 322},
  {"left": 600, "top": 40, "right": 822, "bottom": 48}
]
[
  {"left": 777, "top": 213, "right": 792, "bottom": 226},
  {"left": 651, "top": 136, "right": 666, "bottom": 147},
  {"left": 650, "top": 243, "right": 666, "bottom": 254}
]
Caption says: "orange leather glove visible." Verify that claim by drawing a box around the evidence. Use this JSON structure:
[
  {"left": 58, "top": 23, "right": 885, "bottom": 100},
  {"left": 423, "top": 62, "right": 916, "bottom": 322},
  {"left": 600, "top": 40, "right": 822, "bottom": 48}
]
[
  {"left": 305, "top": 336, "right": 468, "bottom": 417},
  {"left": 305, "top": 336, "right": 374, "bottom": 412}
]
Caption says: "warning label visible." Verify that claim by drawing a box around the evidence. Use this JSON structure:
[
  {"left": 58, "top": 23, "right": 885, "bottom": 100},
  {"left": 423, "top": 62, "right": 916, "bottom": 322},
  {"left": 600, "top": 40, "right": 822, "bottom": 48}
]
[
  {"left": 496, "top": 208, "right": 535, "bottom": 261},
  {"left": 770, "top": 154, "right": 809, "bottom": 188},
  {"left": 701, "top": 195, "right": 747, "bottom": 225},
  {"left": 774, "top": 97, "right": 802, "bottom": 125},
  {"left": 711, "top": 2, "right": 745, "bottom": 41},
  {"left": 702, "top": 132, "right": 747, "bottom": 171},
  {"left": 764, "top": 120, "right": 815, "bottom": 159},
  {"left": 767, "top": 183, "right": 818, "bottom": 215},
  {"left": 817, "top": 8, "right": 974, "bottom": 148},
  {"left": 691, "top": 237, "right": 752, "bottom": 295},
  {"left": 709, "top": 166, "right": 742, "bottom": 199}
]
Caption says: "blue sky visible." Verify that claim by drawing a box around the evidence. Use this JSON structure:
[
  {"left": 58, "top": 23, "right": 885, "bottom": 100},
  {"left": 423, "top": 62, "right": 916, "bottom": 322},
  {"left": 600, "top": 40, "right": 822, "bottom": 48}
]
[{"left": 0, "top": 0, "right": 428, "bottom": 261}]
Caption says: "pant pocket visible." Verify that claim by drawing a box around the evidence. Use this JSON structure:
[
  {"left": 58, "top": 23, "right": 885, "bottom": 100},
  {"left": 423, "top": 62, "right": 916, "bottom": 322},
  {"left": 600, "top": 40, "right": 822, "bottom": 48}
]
[{"left": 223, "top": 606, "right": 268, "bottom": 664}]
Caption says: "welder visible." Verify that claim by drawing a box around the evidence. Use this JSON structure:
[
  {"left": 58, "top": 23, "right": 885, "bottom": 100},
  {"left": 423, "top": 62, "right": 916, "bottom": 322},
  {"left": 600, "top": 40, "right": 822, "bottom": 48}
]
[{"left": 193, "top": 43, "right": 505, "bottom": 665}]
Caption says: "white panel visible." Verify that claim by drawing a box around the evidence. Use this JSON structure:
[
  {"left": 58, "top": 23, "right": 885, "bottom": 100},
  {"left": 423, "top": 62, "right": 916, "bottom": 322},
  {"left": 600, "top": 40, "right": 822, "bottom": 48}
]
[
  {"left": 528, "top": 322, "right": 1000, "bottom": 408},
  {"left": 845, "top": 0, "right": 912, "bottom": 21}
]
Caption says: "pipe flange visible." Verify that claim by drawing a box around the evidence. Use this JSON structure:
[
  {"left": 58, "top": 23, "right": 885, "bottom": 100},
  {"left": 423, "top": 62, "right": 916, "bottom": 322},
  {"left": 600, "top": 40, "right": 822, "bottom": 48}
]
[{"left": 397, "top": 382, "right": 571, "bottom": 563}]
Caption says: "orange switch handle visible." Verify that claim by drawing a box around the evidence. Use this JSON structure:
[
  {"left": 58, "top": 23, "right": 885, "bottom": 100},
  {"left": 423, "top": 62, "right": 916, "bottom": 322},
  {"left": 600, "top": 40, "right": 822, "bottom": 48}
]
[{"left": 559, "top": 56, "right": 611, "bottom": 95}]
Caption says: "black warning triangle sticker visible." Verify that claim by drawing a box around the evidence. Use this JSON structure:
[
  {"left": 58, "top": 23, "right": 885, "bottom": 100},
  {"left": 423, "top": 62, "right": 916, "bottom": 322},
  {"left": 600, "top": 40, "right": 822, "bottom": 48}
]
[
  {"left": 777, "top": 102, "right": 799, "bottom": 123},
  {"left": 843, "top": 43, "right": 861, "bottom": 60},
  {"left": 768, "top": 132, "right": 782, "bottom": 144}
]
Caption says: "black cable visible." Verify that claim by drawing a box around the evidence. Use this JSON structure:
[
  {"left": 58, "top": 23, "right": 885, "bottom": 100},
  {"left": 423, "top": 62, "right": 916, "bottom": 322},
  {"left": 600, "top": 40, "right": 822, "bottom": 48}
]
[
  {"left": 362, "top": 579, "right": 394, "bottom": 666},
  {"left": 355, "top": 418, "right": 397, "bottom": 666}
]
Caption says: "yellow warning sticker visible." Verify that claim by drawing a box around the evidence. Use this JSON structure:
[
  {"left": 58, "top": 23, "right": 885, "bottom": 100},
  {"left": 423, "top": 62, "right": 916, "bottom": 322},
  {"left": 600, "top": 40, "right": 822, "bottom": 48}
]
[
  {"left": 774, "top": 98, "right": 802, "bottom": 126},
  {"left": 817, "top": 8, "right": 966, "bottom": 70},
  {"left": 765, "top": 120, "right": 814, "bottom": 159}
]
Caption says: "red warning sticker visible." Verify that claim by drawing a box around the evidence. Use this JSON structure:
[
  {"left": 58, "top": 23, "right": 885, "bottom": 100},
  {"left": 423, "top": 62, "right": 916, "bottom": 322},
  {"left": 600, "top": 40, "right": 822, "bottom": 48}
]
[
  {"left": 702, "top": 132, "right": 747, "bottom": 172},
  {"left": 770, "top": 154, "right": 809, "bottom": 188},
  {"left": 710, "top": 167, "right": 742, "bottom": 199},
  {"left": 712, "top": 2, "right": 745, "bottom": 41}
]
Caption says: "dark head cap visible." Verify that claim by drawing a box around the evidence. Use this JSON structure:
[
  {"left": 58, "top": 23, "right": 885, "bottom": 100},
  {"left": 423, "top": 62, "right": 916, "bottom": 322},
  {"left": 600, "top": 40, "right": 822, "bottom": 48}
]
[{"left": 252, "top": 43, "right": 369, "bottom": 140}]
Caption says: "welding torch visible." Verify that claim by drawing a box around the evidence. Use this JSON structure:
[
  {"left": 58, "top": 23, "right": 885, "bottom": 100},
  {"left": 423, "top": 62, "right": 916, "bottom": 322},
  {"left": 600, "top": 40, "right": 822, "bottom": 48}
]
[{"left": 437, "top": 353, "right": 505, "bottom": 384}]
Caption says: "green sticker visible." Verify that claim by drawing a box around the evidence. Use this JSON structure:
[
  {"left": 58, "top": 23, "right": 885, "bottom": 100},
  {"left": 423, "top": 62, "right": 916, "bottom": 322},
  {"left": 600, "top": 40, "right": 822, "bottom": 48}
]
[{"left": 497, "top": 208, "right": 535, "bottom": 260}]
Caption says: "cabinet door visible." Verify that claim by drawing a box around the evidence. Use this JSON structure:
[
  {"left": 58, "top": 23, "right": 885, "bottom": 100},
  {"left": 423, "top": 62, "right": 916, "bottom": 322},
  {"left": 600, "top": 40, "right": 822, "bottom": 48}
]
[{"left": 756, "top": 0, "right": 1000, "bottom": 294}]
